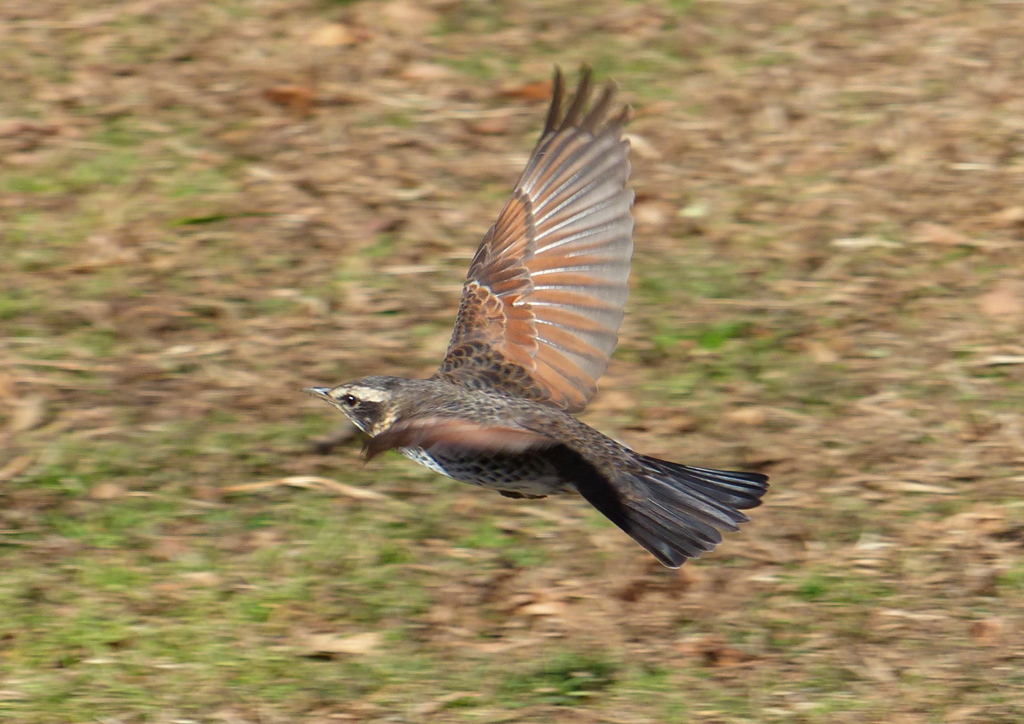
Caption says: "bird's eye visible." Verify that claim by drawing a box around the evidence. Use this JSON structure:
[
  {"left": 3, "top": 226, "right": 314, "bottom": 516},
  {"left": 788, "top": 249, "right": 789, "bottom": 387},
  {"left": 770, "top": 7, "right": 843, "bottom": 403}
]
[{"left": 340, "top": 394, "right": 358, "bottom": 407}]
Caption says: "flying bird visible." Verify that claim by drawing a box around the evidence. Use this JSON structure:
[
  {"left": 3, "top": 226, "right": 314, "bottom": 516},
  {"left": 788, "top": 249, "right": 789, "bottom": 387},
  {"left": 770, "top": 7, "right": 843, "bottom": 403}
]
[{"left": 308, "top": 68, "right": 768, "bottom": 567}]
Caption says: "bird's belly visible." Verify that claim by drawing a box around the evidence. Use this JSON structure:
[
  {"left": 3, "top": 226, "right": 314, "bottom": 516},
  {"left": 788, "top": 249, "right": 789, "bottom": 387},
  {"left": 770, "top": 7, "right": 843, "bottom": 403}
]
[{"left": 399, "top": 447, "right": 568, "bottom": 496}]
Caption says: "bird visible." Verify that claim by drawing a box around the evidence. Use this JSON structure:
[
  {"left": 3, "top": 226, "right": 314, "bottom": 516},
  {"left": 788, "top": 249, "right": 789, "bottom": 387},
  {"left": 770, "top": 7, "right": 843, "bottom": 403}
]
[{"left": 307, "top": 67, "right": 768, "bottom": 568}]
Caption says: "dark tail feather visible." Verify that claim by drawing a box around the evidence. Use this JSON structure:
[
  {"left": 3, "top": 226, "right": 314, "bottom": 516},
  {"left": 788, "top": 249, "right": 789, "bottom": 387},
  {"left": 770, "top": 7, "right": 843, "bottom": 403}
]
[{"left": 567, "top": 452, "right": 768, "bottom": 568}]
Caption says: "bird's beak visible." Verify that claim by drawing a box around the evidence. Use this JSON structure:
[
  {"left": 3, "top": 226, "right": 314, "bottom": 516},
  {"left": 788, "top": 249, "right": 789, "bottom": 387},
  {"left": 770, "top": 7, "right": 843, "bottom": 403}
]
[{"left": 304, "top": 387, "right": 332, "bottom": 400}]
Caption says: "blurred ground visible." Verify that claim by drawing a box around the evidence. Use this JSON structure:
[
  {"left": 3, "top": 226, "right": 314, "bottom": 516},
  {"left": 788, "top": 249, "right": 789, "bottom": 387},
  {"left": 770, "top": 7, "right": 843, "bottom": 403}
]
[{"left": 2, "top": 0, "right": 1024, "bottom": 722}]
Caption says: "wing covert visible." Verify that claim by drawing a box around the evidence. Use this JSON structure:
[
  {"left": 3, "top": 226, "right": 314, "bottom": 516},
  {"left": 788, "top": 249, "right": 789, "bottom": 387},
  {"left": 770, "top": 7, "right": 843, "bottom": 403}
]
[{"left": 436, "top": 67, "right": 634, "bottom": 413}]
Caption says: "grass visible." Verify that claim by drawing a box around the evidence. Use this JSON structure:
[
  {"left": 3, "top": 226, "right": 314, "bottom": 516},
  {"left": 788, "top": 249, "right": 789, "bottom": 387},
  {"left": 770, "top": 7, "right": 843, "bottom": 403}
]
[
  {"left": 1, "top": 0, "right": 1023, "bottom": 722},
  {"left": 499, "top": 652, "right": 618, "bottom": 705}
]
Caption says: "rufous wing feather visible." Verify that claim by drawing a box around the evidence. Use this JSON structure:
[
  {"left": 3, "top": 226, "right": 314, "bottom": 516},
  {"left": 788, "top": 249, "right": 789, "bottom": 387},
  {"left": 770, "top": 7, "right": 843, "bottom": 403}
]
[
  {"left": 363, "top": 418, "right": 556, "bottom": 460},
  {"left": 437, "top": 67, "right": 634, "bottom": 413}
]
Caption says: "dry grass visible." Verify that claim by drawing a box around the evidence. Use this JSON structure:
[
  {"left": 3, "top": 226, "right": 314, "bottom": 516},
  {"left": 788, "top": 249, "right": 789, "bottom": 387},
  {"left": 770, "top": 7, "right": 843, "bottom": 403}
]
[{"left": 2, "top": 0, "right": 1024, "bottom": 722}]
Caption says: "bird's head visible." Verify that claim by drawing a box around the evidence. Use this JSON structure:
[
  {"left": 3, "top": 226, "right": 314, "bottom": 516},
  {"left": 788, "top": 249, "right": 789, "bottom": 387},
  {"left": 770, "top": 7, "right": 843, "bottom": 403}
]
[{"left": 304, "top": 376, "right": 403, "bottom": 436}]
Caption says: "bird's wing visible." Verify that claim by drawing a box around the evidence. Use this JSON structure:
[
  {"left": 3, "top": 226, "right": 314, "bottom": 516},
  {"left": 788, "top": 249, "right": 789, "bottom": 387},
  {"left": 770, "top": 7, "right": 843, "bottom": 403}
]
[
  {"left": 363, "top": 417, "right": 556, "bottom": 460},
  {"left": 435, "top": 67, "right": 634, "bottom": 414}
]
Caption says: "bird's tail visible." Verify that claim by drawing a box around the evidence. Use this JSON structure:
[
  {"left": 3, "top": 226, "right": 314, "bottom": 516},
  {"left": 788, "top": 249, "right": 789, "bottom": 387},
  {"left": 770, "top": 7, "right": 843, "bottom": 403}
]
[{"left": 572, "top": 453, "right": 769, "bottom": 568}]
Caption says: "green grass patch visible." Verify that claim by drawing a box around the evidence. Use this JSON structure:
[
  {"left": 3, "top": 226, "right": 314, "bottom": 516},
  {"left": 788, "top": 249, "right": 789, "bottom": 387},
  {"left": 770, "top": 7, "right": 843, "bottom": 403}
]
[
  {"left": 499, "top": 652, "right": 618, "bottom": 706},
  {"left": 794, "top": 571, "right": 895, "bottom": 606}
]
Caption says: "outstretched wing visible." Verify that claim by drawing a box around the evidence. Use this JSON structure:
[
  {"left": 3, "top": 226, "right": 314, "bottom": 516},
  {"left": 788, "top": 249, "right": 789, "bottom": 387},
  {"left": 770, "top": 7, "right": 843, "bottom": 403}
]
[{"left": 435, "top": 67, "right": 635, "bottom": 413}]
